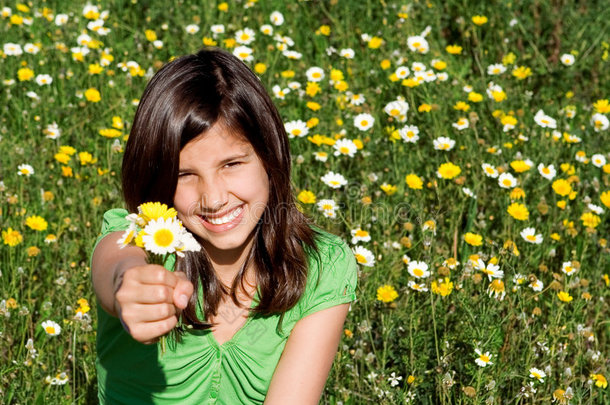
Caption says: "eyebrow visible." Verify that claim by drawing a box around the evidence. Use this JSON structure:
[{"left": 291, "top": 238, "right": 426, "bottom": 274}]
[
  {"left": 218, "top": 152, "right": 251, "bottom": 166},
  {"left": 179, "top": 152, "right": 251, "bottom": 171}
]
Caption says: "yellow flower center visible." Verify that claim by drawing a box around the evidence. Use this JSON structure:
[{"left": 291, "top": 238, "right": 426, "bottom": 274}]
[
  {"left": 526, "top": 235, "right": 536, "bottom": 241},
  {"left": 356, "top": 230, "right": 368, "bottom": 237},
  {"left": 340, "top": 147, "right": 350, "bottom": 154},
  {"left": 355, "top": 254, "right": 366, "bottom": 264},
  {"left": 292, "top": 129, "right": 301, "bottom": 136},
  {"left": 390, "top": 108, "right": 400, "bottom": 116},
  {"left": 479, "top": 354, "right": 490, "bottom": 362},
  {"left": 360, "top": 120, "right": 369, "bottom": 127},
  {"left": 154, "top": 229, "right": 174, "bottom": 247},
  {"left": 413, "top": 268, "right": 424, "bottom": 277},
  {"left": 45, "top": 326, "right": 56, "bottom": 334}
]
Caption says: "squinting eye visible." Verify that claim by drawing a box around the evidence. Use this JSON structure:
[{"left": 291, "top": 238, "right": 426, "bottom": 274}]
[{"left": 224, "top": 162, "right": 242, "bottom": 168}]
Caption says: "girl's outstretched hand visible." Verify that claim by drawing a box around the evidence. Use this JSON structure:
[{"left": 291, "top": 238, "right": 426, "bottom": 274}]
[{"left": 114, "top": 265, "right": 194, "bottom": 344}]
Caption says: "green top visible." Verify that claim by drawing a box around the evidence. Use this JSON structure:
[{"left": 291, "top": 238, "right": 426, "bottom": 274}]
[{"left": 93, "top": 208, "right": 358, "bottom": 404}]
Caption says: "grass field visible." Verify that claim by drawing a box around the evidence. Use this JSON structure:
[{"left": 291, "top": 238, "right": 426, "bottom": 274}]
[{"left": 1, "top": 0, "right": 609, "bottom": 403}]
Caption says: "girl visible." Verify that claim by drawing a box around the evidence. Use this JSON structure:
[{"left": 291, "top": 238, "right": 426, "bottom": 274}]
[{"left": 91, "top": 48, "right": 358, "bottom": 404}]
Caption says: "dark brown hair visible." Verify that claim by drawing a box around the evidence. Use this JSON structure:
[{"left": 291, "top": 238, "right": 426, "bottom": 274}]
[{"left": 122, "top": 48, "right": 320, "bottom": 327}]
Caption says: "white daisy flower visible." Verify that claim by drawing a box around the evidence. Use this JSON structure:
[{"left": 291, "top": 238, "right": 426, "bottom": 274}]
[
  {"left": 481, "top": 263, "right": 504, "bottom": 281},
  {"left": 422, "top": 69, "right": 437, "bottom": 82},
  {"left": 333, "top": 139, "right": 358, "bottom": 157},
  {"left": 317, "top": 199, "right": 337, "bottom": 212},
  {"left": 35, "top": 74, "right": 53, "bottom": 86},
  {"left": 3, "top": 43, "right": 22, "bottom": 56},
  {"left": 282, "top": 50, "right": 302, "bottom": 60},
  {"left": 498, "top": 173, "right": 517, "bottom": 189},
  {"left": 591, "top": 113, "right": 609, "bottom": 132},
  {"left": 233, "top": 46, "right": 254, "bottom": 62},
  {"left": 383, "top": 100, "right": 409, "bottom": 122},
  {"left": 433, "top": 137, "right": 456, "bottom": 151},
  {"left": 42, "top": 320, "right": 61, "bottom": 336},
  {"left": 141, "top": 217, "right": 183, "bottom": 255},
  {"left": 560, "top": 54, "right": 575, "bottom": 66},
  {"left": 408, "top": 280, "right": 428, "bottom": 292},
  {"left": 284, "top": 120, "right": 308, "bottom": 138},
  {"left": 537, "top": 163, "right": 556, "bottom": 180},
  {"left": 408, "top": 261, "right": 430, "bottom": 279},
  {"left": 17, "top": 164, "right": 34, "bottom": 176},
  {"left": 591, "top": 154, "right": 606, "bottom": 167},
  {"left": 339, "top": 48, "right": 355, "bottom": 59},
  {"left": 462, "top": 187, "right": 476, "bottom": 198},
  {"left": 395, "top": 66, "right": 410, "bottom": 79},
  {"left": 272, "top": 85, "right": 289, "bottom": 99},
  {"left": 411, "top": 62, "right": 427, "bottom": 72},
  {"left": 534, "top": 109, "right": 557, "bottom": 129},
  {"left": 521, "top": 227, "right": 543, "bottom": 244},
  {"left": 176, "top": 231, "right": 201, "bottom": 257},
  {"left": 588, "top": 203, "right": 604, "bottom": 215},
  {"left": 185, "top": 24, "right": 199, "bottom": 34},
  {"left": 210, "top": 24, "right": 225, "bottom": 36},
  {"left": 287, "top": 81, "right": 301, "bottom": 90},
  {"left": 349, "top": 93, "right": 366, "bottom": 106},
  {"left": 529, "top": 367, "right": 546, "bottom": 383},
  {"left": 399, "top": 125, "right": 419, "bottom": 143},
  {"left": 529, "top": 278, "right": 543, "bottom": 292},
  {"left": 561, "top": 261, "right": 578, "bottom": 276},
  {"left": 235, "top": 27, "right": 256, "bottom": 45},
  {"left": 436, "top": 72, "right": 449, "bottom": 81},
  {"left": 43, "top": 122, "right": 61, "bottom": 140},
  {"left": 270, "top": 11, "right": 284, "bottom": 26},
  {"left": 354, "top": 113, "right": 375, "bottom": 131},
  {"left": 352, "top": 246, "right": 375, "bottom": 267},
  {"left": 305, "top": 66, "right": 324, "bottom": 82},
  {"left": 481, "top": 163, "right": 499, "bottom": 178},
  {"left": 452, "top": 117, "right": 469, "bottom": 130},
  {"left": 117, "top": 223, "right": 138, "bottom": 248},
  {"left": 25, "top": 43, "right": 41, "bottom": 54},
  {"left": 350, "top": 228, "right": 371, "bottom": 244},
  {"left": 260, "top": 24, "right": 273, "bottom": 36},
  {"left": 407, "top": 35, "right": 429, "bottom": 53},
  {"left": 575, "top": 151, "right": 588, "bottom": 162},
  {"left": 487, "top": 64, "right": 506, "bottom": 75},
  {"left": 475, "top": 349, "right": 493, "bottom": 367},
  {"left": 274, "top": 34, "right": 294, "bottom": 47},
  {"left": 314, "top": 151, "right": 328, "bottom": 162},
  {"left": 321, "top": 171, "right": 347, "bottom": 188}
]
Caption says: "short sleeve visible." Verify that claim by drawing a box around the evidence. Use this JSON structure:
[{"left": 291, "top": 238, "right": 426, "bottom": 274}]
[
  {"left": 298, "top": 235, "right": 358, "bottom": 320},
  {"left": 92, "top": 208, "right": 130, "bottom": 252}
]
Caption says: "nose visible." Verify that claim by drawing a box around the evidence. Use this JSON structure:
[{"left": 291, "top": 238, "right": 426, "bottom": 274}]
[{"left": 198, "top": 175, "right": 229, "bottom": 213}]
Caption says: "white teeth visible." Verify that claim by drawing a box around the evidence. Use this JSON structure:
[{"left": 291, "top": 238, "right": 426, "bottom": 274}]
[{"left": 205, "top": 206, "right": 243, "bottom": 225}]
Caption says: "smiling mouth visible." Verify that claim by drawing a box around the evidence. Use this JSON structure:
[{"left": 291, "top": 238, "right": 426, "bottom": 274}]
[{"left": 201, "top": 205, "right": 244, "bottom": 225}]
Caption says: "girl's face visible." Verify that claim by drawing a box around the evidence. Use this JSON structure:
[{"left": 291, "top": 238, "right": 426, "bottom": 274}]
[{"left": 174, "top": 123, "right": 269, "bottom": 264}]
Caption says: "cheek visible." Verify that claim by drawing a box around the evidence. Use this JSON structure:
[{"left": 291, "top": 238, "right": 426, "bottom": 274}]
[{"left": 173, "top": 184, "right": 197, "bottom": 215}]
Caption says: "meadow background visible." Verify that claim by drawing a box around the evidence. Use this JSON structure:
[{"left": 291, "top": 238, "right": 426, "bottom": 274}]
[{"left": 1, "top": 0, "right": 609, "bottom": 403}]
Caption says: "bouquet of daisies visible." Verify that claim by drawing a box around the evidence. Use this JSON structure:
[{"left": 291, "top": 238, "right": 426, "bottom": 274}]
[
  {"left": 117, "top": 202, "right": 201, "bottom": 262},
  {"left": 117, "top": 202, "right": 201, "bottom": 351}
]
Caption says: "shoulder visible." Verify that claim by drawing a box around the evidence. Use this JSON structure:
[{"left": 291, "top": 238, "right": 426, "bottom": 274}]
[
  {"left": 295, "top": 227, "right": 358, "bottom": 320},
  {"left": 92, "top": 208, "right": 130, "bottom": 252},
  {"left": 99, "top": 208, "right": 130, "bottom": 233}
]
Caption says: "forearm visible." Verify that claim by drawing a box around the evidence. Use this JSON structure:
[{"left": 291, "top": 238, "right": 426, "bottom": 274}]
[{"left": 91, "top": 232, "right": 147, "bottom": 317}]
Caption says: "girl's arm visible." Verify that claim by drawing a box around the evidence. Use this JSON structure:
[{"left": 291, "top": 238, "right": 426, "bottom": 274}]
[
  {"left": 264, "top": 303, "right": 350, "bottom": 404},
  {"left": 91, "top": 231, "right": 194, "bottom": 343}
]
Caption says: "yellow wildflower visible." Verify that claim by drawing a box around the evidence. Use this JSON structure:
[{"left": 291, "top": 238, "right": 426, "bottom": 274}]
[{"left": 376, "top": 285, "right": 399, "bottom": 303}]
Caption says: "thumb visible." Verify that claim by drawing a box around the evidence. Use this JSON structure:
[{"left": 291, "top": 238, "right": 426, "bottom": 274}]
[{"left": 173, "top": 272, "right": 194, "bottom": 309}]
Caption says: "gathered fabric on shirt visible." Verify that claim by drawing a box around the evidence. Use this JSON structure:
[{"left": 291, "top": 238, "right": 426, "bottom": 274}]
[{"left": 93, "top": 208, "right": 358, "bottom": 404}]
